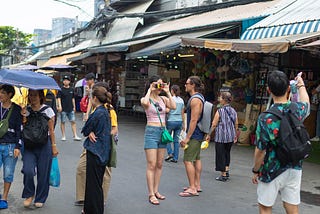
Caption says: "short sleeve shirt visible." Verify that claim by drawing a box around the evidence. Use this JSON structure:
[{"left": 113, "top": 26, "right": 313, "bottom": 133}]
[
  {"left": 255, "top": 101, "right": 309, "bottom": 183},
  {"left": 57, "top": 87, "right": 74, "bottom": 112}
]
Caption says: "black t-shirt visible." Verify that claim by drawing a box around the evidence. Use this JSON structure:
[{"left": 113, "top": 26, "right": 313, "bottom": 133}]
[{"left": 57, "top": 87, "right": 74, "bottom": 112}]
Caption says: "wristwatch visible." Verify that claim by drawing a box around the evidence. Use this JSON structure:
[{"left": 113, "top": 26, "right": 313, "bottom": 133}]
[{"left": 252, "top": 168, "right": 259, "bottom": 174}]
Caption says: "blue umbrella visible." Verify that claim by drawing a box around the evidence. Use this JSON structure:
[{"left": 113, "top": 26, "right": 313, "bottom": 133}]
[
  {"left": 0, "top": 69, "right": 60, "bottom": 90},
  {"left": 15, "top": 64, "right": 39, "bottom": 70}
]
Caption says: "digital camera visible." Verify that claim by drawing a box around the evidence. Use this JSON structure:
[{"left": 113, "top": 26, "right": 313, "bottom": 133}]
[{"left": 154, "top": 83, "right": 165, "bottom": 89}]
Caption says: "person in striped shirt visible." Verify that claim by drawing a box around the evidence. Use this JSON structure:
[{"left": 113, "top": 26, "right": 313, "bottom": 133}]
[{"left": 210, "top": 89, "right": 238, "bottom": 182}]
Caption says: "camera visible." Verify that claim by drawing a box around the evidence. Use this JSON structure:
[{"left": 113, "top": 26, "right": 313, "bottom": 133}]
[{"left": 154, "top": 83, "right": 165, "bottom": 89}]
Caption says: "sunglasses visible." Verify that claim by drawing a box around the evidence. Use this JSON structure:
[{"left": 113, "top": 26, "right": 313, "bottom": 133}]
[{"left": 154, "top": 102, "right": 162, "bottom": 112}]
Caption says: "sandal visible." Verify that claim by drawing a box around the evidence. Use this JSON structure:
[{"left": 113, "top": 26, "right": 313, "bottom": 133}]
[
  {"left": 155, "top": 192, "right": 166, "bottom": 200},
  {"left": 183, "top": 187, "right": 202, "bottom": 192},
  {"left": 148, "top": 195, "right": 159, "bottom": 205}
]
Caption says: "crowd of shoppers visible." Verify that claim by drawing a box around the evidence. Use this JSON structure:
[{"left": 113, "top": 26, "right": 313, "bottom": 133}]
[{"left": 0, "top": 70, "right": 311, "bottom": 214}]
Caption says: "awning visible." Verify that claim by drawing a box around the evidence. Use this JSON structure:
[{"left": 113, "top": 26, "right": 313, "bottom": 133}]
[
  {"left": 42, "top": 52, "right": 81, "bottom": 66},
  {"left": 67, "top": 52, "right": 92, "bottom": 62},
  {"left": 241, "top": 0, "right": 320, "bottom": 40},
  {"left": 102, "top": 0, "right": 155, "bottom": 45},
  {"left": 89, "top": 35, "right": 166, "bottom": 54},
  {"left": 298, "top": 39, "right": 320, "bottom": 48},
  {"left": 135, "top": 0, "right": 282, "bottom": 37},
  {"left": 126, "top": 26, "right": 233, "bottom": 59},
  {"left": 182, "top": 32, "right": 320, "bottom": 53}
]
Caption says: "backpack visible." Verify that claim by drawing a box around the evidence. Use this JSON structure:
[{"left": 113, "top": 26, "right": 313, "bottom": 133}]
[
  {"left": 80, "top": 96, "right": 89, "bottom": 113},
  {"left": 0, "top": 104, "right": 14, "bottom": 138},
  {"left": 22, "top": 106, "right": 50, "bottom": 149},
  {"left": 187, "top": 93, "right": 214, "bottom": 134},
  {"left": 265, "top": 104, "right": 312, "bottom": 166}
]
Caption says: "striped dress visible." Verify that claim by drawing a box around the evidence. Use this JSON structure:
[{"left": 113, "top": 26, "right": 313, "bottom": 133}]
[{"left": 214, "top": 105, "right": 237, "bottom": 143}]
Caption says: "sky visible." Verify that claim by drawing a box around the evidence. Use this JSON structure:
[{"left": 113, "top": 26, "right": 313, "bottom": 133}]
[{"left": 0, "top": 0, "right": 94, "bottom": 33}]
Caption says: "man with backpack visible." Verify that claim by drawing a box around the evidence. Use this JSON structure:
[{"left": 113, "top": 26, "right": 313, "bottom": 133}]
[
  {"left": 179, "top": 76, "right": 205, "bottom": 197},
  {"left": 252, "top": 70, "right": 310, "bottom": 214}
]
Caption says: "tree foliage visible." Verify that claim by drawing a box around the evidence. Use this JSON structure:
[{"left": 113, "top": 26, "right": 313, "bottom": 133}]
[{"left": 0, "top": 26, "right": 33, "bottom": 54}]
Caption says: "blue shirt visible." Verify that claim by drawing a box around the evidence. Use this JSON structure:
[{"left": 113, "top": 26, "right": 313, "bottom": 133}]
[
  {"left": 82, "top": 105, "right": 111, "bottom": 165},
  {"left": 186, "top": 93, "right": 204, "bottom": 141},
  {"left": 167, "top": 96, "right": 184, "bottom": 122},
  {"left": 0, "top": 103, "right": 22, "bottom": 149}
]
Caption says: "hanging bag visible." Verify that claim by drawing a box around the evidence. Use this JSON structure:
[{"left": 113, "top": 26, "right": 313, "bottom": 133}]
[
  {"left": 0, "top": 104, "right": 14, "bottom": 138},
  {"left": 150, "top": 99, "right": 173, "bottom": 144},
  {"left": 107, "top": 134, "right": 117, "bottom": 168},
  {"left": 49, "top": 156, "right": 61, "bottom": 187}
]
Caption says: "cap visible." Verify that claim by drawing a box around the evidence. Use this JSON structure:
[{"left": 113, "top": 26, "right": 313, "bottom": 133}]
[
  {"left": 63, "top": 75, "right": 71, "bottom": 81},
  {"left": 85, "top": 72, "right": 95, "bottom": 80}
]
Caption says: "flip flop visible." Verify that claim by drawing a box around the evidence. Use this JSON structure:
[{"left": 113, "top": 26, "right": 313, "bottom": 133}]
[
  {"left": 179, "top": 191, "right": 199, "bottom": 197},
  {"left": 183, "top": 187, "right": 202, "bottom": 192}
]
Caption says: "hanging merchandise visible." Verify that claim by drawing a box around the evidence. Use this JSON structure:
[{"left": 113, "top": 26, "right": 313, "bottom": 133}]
[{"left": 238, "top": 59, "right": 251, "bottom": 74}]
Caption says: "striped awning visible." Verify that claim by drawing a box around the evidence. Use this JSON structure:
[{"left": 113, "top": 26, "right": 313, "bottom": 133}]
[{"left": 241, "top": 20, "right": 320, "bottom": 40}]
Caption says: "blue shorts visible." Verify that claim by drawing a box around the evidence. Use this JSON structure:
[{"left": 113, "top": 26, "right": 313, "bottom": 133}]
[
  {"left": 0, "top": 143, "right": 18, "bottom": 183},
  {"left": 61, "top": 111, "right": 76, "bottom": 123},
  {"left": 144, "top": 126, "right": 167, "bottom": 149}
]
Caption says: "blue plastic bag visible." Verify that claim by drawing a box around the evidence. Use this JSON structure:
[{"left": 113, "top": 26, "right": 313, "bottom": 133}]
[{"left": 49, "top": 157, "right": 60, "bottom": 187}]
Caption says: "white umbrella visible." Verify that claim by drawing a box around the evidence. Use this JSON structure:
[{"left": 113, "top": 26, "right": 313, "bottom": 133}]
[{"left": 75, "top": 78, "right": 86, "bottom": 88}]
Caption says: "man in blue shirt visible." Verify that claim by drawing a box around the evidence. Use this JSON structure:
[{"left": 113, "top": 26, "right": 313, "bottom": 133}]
[
  {"left": 252, "top": 70, "right": 309, "bottom": 214},
  {"left": 179, "top": 76, "right": 204, "bottom": 197}
]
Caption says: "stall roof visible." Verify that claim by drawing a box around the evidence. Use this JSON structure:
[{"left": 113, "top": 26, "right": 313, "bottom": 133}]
[
  {"left": 134, "top": 0, "right": 282, "bottom": 37},
  {"left": 102, "top": 0, "right": 155, "bottom": 45},
  {"left": 89, "top": 35, "right": 166, "bottom": 54},
  {"left": 182, "top": 31, "right": 320, "bottom": 53},
  {"left": 42, "top": 52, "right": 81, "bottom": 66},
  {"left": 126, "top": 26, "right": 233, "bottom": 59},
  {"left": 241, "top": 0, "right": 320, "bottom": 40}
]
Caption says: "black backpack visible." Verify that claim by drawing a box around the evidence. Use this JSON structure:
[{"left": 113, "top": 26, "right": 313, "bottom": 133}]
[
  {"left": 22, "top": 106, "right": 50, "bottom": 149},
  {"left": 266, "top": 104, "right": 312, "bottom": 166}
]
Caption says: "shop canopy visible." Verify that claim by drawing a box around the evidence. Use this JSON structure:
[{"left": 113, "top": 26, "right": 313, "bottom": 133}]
[
  {"left": 181, "top": 32, "right": 320, "bottom": 54},
  {"left": 42, "top": 52, "right": 81, "bottom": 66},
  {"left": 126, "top": 26, "right": 234, "bottom": 59},
  {"left": 241, "top": 0, "right": 320, "bottom": 40}
]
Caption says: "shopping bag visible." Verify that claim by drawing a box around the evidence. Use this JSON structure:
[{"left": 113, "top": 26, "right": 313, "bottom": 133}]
[
  {"left": 49, "top": 157, "right": 60, "bottom": 187},
  {"left": 107, "top": 135, "right": 117, "bottom": 168}
]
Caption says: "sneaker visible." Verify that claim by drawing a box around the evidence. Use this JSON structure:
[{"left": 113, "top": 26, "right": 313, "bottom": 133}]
[
  {"left": 61, "top": 136, "right": 66, "bottom": 141},
  {"left": 165, "top": 155, "right": 173, "bottom": 162},
  {"left": 74, "top": 200, "right": 84, "bottom": 206},
  {"left": 34, "top": 202, "right": 43, "bottom": 208},
  {"left": 215, "top": 175, "right": 228, "bottom": 182},
  {"left": 310, "top": 136, "right": 320, "bottom": 142},
  {"left": 73, "top": 136, "right": 82, "bottom": 141},
  {"left": 170, "top": 159, "right": 178, "bottom": 163},
  {"left": 0, "top": 200, "right": 8, "bottom": 209}
]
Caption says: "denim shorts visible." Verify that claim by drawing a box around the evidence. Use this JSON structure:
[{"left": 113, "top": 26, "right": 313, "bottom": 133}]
[
  {"left": 144, "top": 125, "right": 167, "bottom": 149},
  {"left": 0, "top": 143, "right": 18, "bottom": 182},
  {"left": 61, "top": 111, "right": 76, "bottom": 123}
]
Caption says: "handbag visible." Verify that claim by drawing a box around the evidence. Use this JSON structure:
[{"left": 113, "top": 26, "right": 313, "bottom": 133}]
[
  {"left": 150, "top": 99, "right": 173, "bottom": 144},
  {"left": 107, "top": 135, "right": 117, "bottom": 168},
  {"left": 49, "top": 156, "right": 61, "bottom": 187},
  {"left": 0, "top": 104, "right": 14, "bottom": 138}
]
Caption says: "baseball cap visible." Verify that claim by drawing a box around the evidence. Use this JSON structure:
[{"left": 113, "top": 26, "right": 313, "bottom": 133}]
[
  {"left": 85, "top": 72, "right": 96, "bottom": 80},
  {"left": 63, "top": 75, "right": 71, "bottom": 81}
]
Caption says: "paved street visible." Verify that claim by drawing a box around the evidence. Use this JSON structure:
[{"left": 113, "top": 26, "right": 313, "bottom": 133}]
[{"left": 1, "top": 112, "right": 320, "bottom": 214}]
